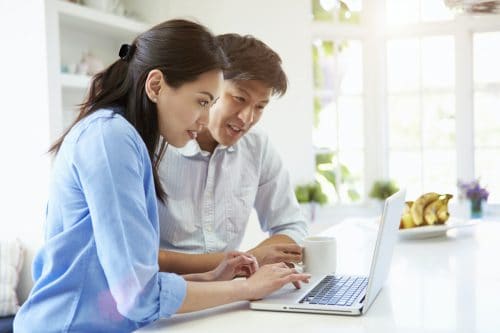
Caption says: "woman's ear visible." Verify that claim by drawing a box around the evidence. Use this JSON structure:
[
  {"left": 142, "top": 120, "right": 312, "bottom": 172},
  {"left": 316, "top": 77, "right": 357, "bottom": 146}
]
[{"left": 145, "top": 69, "right": 165, "bottom": 103}]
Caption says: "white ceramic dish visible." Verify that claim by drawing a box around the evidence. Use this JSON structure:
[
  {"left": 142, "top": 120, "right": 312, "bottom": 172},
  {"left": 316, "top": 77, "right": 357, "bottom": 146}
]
[{"left": 398, "top": 217, "right": 477, "bottom": 240}]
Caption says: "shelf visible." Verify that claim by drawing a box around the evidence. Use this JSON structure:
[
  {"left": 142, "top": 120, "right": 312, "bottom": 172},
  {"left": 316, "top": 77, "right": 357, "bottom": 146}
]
[
  {"left": 60, "top": 73, "right": 91, "bottom": 89},
  {"left": 56, "top": 0, "right": 150, "bottom": 40}
]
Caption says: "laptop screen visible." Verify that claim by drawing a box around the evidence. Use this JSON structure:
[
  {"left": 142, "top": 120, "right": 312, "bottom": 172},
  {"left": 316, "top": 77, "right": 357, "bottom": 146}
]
[{"left": 363, "top": 190, "right": 406, "bottom": 310}]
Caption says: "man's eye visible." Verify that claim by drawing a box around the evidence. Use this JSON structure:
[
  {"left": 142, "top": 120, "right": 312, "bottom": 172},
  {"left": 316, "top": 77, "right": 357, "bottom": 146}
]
[{"left": 233, "top": 96, "right": 245, "bottom": 103}]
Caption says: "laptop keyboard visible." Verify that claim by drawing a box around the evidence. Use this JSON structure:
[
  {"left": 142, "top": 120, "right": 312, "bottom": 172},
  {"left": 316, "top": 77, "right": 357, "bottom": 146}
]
[{"left": 299, "top": 275, "right": 368, "bottom": 306}]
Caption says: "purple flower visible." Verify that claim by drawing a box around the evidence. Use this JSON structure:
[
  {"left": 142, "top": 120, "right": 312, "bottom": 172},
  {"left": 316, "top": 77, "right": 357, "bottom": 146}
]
[{"left": 457, "top": 179, "right": 489, "bottom": 201}]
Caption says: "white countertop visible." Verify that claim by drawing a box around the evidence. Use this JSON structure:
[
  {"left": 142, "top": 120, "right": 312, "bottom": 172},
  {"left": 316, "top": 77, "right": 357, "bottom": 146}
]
[{"left": 138, "top": 219, "right": 500, "bottom": 333}]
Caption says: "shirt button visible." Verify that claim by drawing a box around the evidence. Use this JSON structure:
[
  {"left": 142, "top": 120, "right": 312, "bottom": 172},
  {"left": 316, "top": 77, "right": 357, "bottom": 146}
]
[{"left": 206, "top": 225, "right": 213, "bottom": 232}]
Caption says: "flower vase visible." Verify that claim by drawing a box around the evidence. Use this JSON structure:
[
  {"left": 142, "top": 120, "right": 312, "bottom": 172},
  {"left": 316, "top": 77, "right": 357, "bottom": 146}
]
[{"left": 470, "top": 199, "right": 483, "bottom": 219}]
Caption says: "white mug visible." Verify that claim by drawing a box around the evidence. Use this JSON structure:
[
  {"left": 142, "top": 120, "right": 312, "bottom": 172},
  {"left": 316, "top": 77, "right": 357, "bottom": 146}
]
[{"left": 301, "top": 236, "right": 337, "bottom": 275}]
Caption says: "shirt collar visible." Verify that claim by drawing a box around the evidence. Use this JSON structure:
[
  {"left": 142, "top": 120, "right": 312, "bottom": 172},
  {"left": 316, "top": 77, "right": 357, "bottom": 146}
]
[{"left": 174, "top": 139, "right": 236, "bottom": 157}]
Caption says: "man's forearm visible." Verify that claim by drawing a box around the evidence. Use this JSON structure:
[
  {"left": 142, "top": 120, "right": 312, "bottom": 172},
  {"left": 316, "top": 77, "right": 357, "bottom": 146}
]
[{"left": 158, "top": 249, "right": 225, "bottom": 274}]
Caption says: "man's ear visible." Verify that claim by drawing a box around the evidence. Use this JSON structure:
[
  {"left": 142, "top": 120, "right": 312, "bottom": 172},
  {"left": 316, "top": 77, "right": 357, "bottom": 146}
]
[{"left": 145, "top": 69, "right": 165, "bottom": 103}]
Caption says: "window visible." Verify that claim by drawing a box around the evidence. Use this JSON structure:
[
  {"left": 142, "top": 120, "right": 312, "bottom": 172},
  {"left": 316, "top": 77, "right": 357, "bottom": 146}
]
[
  {"left": 386, "top": 0, "right": 453, "bottom": 25},
  {"left": 312, "top": 0, "right": 362, "bottom": 24},
  {"left": 474, "top": 32, "right": 500, "bottom": 203},
  {"left": 311, "top": 0, "right": 500, "bottom": 205},
  {"left": 312, "top": 39, "right": 364, "bottom": 203},
  {"left": 387, "top": 36, "right": 456, "bottom": 200}
]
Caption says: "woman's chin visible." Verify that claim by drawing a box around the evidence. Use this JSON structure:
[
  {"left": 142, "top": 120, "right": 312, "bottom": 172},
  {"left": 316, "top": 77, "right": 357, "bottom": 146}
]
[{"left": 166, "top": 135, "right": 190, "bottom": 148}]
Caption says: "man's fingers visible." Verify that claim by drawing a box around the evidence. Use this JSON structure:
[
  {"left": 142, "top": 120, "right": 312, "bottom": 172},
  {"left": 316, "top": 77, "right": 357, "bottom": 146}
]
[
  {"left": 278, "top": 253, "right": 302, "bottom": 263},
  {"left": 275, "top": 243, "right": 303, "bottom": 254}
]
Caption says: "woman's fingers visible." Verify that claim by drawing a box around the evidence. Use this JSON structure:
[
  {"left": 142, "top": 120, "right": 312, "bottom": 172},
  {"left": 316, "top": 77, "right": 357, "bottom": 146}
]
[
  {"left": 268, "top": 263, "right": 310, "bottom": 288},
  {"left": 226, "top": 253, "right": 259, "bottom": 277},
  {"left": 227, "top": 251, "right": 251, "bottom": 260},
  {"left": 282, "top": 273, "right": 311, "bottom": 288},
  {"left": 230, "top": 252, "right": 259, "bottom": 269}
]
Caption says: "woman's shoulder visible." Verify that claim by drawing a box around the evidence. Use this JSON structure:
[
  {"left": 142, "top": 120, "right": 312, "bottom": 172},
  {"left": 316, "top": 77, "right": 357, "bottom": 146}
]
[
  {"left": 68, "top": 109, "right": 139, "bottom": 144},
  {"left": 60, "top": 109, "right": 147, "bottom": 162}
]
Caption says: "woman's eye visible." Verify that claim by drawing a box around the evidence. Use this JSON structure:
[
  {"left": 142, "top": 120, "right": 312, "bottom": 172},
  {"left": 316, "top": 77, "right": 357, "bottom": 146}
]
[
  {"left": 198, "top": 100, "right": 209, "bottom": 107},
  {"left": 233, "top": 96, "right": 245, "bottom": 103}
]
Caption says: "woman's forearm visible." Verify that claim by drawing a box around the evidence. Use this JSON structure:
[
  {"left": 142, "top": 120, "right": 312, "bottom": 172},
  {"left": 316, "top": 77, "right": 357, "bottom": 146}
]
[{"left": 176, "top": 280, "right": 249, "bottom": 313}]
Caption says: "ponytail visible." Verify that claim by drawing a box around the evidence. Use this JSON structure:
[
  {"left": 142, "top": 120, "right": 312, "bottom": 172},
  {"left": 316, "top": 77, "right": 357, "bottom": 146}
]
[{"left": 48, "top": 19, "right": 227, "bottom": 202}]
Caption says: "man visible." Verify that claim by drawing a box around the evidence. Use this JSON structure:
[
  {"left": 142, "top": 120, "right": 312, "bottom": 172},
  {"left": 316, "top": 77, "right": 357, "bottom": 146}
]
[{"left": 157, "top": 33, "right": 308, "bottom": 274}]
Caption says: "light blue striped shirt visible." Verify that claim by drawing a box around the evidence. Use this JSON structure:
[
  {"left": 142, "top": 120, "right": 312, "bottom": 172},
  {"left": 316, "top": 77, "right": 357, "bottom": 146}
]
[
  {"left": 158, "top": 128, "right": 308, "bottom": 253},
  {"left": 14, "top": 110, "right": 186, "bottom": 332}
]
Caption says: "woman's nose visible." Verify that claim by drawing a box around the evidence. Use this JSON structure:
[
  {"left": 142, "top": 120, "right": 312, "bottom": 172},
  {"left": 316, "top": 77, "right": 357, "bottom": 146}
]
[{"left": 198, "top": 107, "right": 209, "bottom": 127}]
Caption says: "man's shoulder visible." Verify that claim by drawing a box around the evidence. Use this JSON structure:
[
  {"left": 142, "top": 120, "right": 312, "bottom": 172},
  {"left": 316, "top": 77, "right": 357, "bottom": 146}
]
[{"left": 237, "top": 127, "right": 270, "bottom": 149}]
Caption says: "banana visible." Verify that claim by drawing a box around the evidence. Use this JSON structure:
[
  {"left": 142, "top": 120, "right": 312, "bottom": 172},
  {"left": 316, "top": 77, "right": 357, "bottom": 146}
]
[
  {"left": 410, "top": 192, "right": 440, "bottom": 226},
  {"left": 436, "top": 194, "right": 453, "bottom": 224},
  {"left": 423, "top": 196, "right": 444, "bottom": 225},
  {"left": 402, "top": 193, "right": 453, "bottom": 229},
  {"left": 400, "top": 201, "right": 415, "bottom": 229}
]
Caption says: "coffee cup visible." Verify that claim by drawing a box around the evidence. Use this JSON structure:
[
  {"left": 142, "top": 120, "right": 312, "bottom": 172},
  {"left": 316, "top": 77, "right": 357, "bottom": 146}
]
[{"left": 301, "top": 236, "right": 337, "bottom": 275}]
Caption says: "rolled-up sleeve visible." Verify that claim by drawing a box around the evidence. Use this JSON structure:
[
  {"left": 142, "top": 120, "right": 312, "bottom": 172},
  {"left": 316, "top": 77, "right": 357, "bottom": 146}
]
[
  {"left": 158, "top": 272, "right": 187, "bottom": 317},
  {"left": 254, "top": 136, "right": 308, "bottom": 244},
  {"left": 74, "top": 116, "right": 186, "bottom": 323}
]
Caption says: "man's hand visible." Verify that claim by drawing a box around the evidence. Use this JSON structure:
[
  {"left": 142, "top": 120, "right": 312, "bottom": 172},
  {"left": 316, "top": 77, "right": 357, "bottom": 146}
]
[
  {"left": 248, "top": 243, "right": 303, "bottom": 267},
  {"left": 208, "top": 251, "right": 259, "bottom": 281}
]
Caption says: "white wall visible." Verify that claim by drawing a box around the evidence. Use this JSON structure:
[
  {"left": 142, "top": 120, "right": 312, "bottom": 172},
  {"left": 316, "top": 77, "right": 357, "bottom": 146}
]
[
  {"left": 160, "top": 0, "right": 316, "bottom": 184},
  {"left": 0, "top": 0, "right": 51, "bottom": 301},
  {"left": 0, "top": 0, "right": 315, "bottom": 300}
]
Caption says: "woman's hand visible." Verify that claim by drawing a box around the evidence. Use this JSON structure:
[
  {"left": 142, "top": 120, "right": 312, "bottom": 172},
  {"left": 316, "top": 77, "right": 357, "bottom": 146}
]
[
  {"left": 209, "top": 251, "right": 259, "bottom": 281},
  {"left": 243, "top": 262, "right": 311, "bottom": 300}
]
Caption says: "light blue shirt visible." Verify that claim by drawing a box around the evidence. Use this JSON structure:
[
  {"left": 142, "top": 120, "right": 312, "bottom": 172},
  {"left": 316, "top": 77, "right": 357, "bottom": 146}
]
[
  {"left": 14, "top": 110, "right": 186, "bottom": 332},
  {"left": 158, "top": 128, "right": 308, "bottom": 253}
]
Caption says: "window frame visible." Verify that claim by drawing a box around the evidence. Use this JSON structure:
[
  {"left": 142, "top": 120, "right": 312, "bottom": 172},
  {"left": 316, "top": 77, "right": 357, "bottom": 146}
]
[{"left": 311, "top": 1, "right": 500, "bottom": 209}]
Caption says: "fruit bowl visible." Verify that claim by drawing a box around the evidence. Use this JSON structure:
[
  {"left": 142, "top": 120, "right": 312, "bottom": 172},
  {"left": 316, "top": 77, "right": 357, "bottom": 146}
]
[{"left": 398, "top": 217, "right": 476, "bottom": 240}]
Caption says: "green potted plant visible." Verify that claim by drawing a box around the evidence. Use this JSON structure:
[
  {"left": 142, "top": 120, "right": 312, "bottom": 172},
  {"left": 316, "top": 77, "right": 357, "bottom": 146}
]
[
  {"left": 294, "top": 181, "right": 327, "bottom": 222},
  {"left": 369, "top": 180, "right": 399, "bottom": 200}
]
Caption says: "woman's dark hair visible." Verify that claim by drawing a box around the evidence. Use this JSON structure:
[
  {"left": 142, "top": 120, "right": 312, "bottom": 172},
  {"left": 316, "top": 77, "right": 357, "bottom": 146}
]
[
  {"left": 216, "top": 34, "right": 287, "bottom": 97},
  {"left": 49, "top": 19, "right": 227, "bottom": 202}
]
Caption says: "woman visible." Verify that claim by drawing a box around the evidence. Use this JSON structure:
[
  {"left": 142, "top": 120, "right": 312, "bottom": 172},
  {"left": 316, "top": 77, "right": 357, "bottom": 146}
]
[{"left": 14, "top": 20, "right": 309, "bottom": 332}]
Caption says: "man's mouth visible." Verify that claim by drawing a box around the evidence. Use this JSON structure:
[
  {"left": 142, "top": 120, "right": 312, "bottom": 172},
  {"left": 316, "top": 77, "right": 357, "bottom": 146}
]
[{"left": 227, "top": 124, "right": 242, "bottom": 133}]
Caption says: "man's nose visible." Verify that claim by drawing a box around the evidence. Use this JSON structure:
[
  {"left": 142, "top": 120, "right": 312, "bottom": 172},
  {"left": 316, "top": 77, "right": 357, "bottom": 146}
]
[{"left": 238, "top": 106, "right": 254, "bottom": 125}]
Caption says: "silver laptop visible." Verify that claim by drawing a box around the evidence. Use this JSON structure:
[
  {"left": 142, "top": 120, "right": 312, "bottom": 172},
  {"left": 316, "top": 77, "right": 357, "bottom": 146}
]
[{"left": 250, "top": 189, "right": 406, "bottom": 315}]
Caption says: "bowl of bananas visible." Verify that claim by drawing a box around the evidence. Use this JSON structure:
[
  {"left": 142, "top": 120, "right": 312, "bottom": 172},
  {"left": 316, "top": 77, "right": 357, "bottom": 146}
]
[{"left": 399, "top": 192, "right": 474, "bottom": 239}]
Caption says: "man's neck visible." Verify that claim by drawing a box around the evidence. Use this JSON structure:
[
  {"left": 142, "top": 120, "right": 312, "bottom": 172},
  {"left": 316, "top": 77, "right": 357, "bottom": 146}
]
[{"left": 196, "top": 130, "right": 219, "bottom": 153}]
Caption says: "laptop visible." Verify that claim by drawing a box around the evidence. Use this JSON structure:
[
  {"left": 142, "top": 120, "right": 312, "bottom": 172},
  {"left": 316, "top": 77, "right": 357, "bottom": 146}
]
[{"left": 250, "top": 189, "right": 406, "bottom": 315}]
